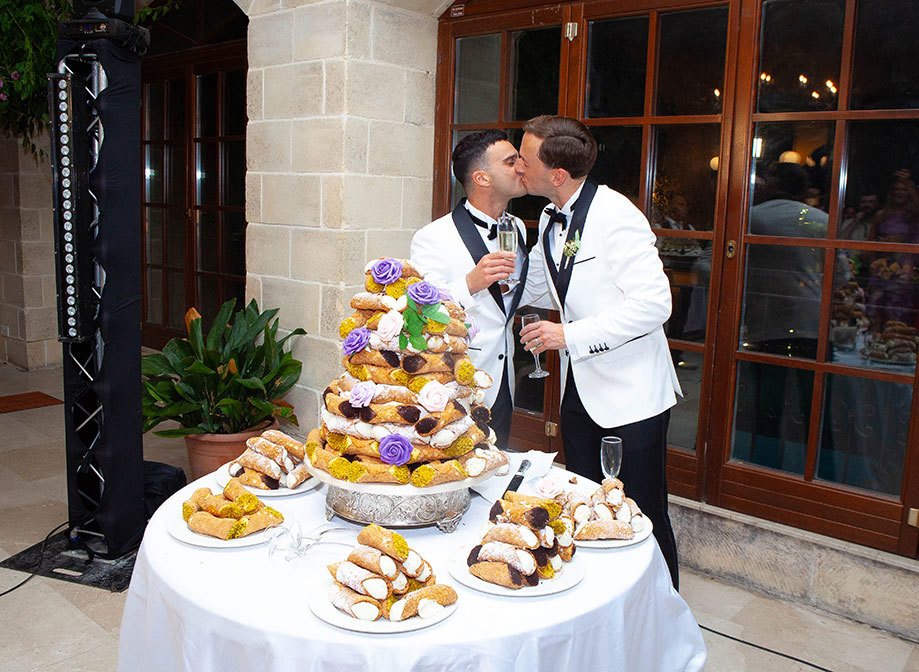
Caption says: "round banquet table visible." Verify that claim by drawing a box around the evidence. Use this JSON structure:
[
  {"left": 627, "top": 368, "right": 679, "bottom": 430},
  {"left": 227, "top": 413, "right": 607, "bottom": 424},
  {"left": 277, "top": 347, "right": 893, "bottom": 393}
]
[{"left": 117, "top": 468, "right": 707, "bottom": 672}]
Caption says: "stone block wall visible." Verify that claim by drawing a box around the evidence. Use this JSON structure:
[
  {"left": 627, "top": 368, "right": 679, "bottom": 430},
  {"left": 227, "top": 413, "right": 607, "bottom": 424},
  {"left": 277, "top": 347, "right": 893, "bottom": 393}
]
[
  {"left": 237, "top": 0, "right": 440, "bottom": 432},
  {"left": 0, "top": 134, "right": 60, "bottom": 369}
]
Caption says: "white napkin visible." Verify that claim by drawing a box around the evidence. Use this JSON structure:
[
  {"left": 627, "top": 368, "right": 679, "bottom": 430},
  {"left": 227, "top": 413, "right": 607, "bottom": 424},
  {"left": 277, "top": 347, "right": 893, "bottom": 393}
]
[{"left": 471, "top": 450, "right": 557, "bottom": 503}]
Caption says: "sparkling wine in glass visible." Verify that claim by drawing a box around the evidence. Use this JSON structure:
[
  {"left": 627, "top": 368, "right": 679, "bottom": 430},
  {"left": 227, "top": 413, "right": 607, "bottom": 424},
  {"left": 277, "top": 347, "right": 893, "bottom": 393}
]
[
  {"left": 521, "top": 313, "right": 549, "bottom": 379},
  {"left": 601, "top": 436, "right": 623, "bottom": 480},
  {"left": 497, "top": 213, "right": 518, "bottom": 287}
]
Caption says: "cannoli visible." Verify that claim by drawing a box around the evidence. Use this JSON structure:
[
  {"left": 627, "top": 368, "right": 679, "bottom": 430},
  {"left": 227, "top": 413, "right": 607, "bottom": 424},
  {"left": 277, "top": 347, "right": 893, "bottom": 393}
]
[
  {"left": 233, "top": 448, "right": 283, "bottom": 480},
  {"left": 469, "top": 561, "right": 529, "bottom": 589},
  {"left": 481, "top": 522, "right": 540, "bottom": 549},
  {"left": 391, "top": 571, "right": 409, "bottom": 595},
  {"left": 221, "top": 479, "right": 259, "bottom": 514},
  {"left": 329, "top": 581, "right": 381, "bottom": 621},
  {"left": 328, "top": 561, "right": 392, "bottom": 600},
  {"left": 536, "top": 525, "right": 555, "bottom": 548},
  {"left": 536, "top": 562, "right": 556, "bottom": 580},
  {"left": 349, "top": 348, "right": 400, "bottom": 368},
  {"left": 574, "top": 519, "right": 635, "bottom": 540},
  {"left": 604, "top": 485, "right": 625, "bottom": 508},
  {"left": 356, "top": 524, "right": 410, "bottom": 562},
  {"left": 234, "top": 467, "right": 277, "bottom": 490},
  {"left": 559, "top": 542, "right": 576, "bottom": 563},
  {"left": 181, "top": 487, "right": 211, "bottom": 521},
  {"left": 602, "top": 477, "right": 625, "bottom": 493},
  {"left": 348, "top": 456, "right": 411, "bottom": 485},
  {"left": 348, "top": 545, "right": 399, "bottom": 579},
  {"left": 458, "top": 448, "right": 509, "bottom": 477},
  {"left": 410, "top": 460, "right": 467, "bottom": 487},
  {"left": 283, "top": 463, "right": 311, "bottom": 489},
  {"left": 400, "top": 352, "right": 453, "bottom": 376},
  {"left": 471, "top": 541, "right": 537, "bottom": 576},
  {"left": 559, "top": 491, "right": 591, "bottom": 525},
  {"left": 199, "top": 494, "right": 243, "bottom": 519},
  {"left": 388, "top": 584, "right": 458, "bottom": 621},
  {"left": 234, "top": 508, "right": 284, "bottom": 537},
  {"left": 246, "top": 436, "right": 294, "bottom": 473},
  {"left": 489, "top": 500, "right": 550, "bottom": 530},
  {"left": 549, "top": 516, "right": 575, "bottom": 547},
  {"left": 503, "top": 492, "right": 562, "bottom": 519},
  {"left": 261, "top": 429, "right": 306, "bottom": 462},
  {"left": 187, "top": 511, "right": 239, "bottom": 540}
]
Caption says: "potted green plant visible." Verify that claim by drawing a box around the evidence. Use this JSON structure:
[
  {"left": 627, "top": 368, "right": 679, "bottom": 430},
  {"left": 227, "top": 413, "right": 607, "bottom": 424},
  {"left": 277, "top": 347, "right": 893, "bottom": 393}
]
[{"left": 142, "top": 298, "right": 306, "bottom": 479}]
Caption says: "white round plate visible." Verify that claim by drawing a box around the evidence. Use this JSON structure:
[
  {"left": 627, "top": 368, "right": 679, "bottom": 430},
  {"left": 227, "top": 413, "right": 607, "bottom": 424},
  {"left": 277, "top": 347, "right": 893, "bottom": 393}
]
[
  {"left": 303, "top": 459, "right": 505, "bottom": 496},
  {"left": 447, "top": 546, "right": 584, "bottom": 597},
  {"left": 214, "top": 462, "right": 318, "bottom": 497},
  {"left": 308, "top": 578, "right": 458, "bottom": 633},
  {"left": 166, "top": 506, "right": 289, "bottom": 549},
  {"left": 574, "top": 518, "right": 654, "bottom": 549}
]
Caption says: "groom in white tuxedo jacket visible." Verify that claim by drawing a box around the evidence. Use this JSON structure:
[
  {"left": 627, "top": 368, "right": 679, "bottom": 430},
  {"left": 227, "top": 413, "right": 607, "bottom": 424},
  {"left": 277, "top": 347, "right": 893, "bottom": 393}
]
[
  {"left": 516, "top": 115, "right": 682, "bottom": 588},
  {"left": 410, "top": 131, "right": 529, "bottom": 450}
]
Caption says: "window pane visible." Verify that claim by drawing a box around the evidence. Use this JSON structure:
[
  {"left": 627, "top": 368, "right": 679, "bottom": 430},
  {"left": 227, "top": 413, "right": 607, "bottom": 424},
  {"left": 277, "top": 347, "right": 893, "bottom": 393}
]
[
  {"left": 757, "top": 0, "right": 845, "bottom": 113},
  {"left": 196, "top": 141, "right": 218, "bottom": 206},
  {"left": 167, "top": 78, "right": 185, "bottom": 142},
  {"left": 197, "top": 274, "right": 220, "bottom": 327},
  {"left": 222, "top": 277, "right": 245, "bottom": 311},
  {"left": 167, "top": 269, "right": 186, "bottom": 330},
  {"left": 585, "top": 17, "right": 649, "bottom": 118},
  {"left": 651, "top": 124, "right": 720, "bottom": 231},
  {"left": 454, "top": 34, "right": 500, "bottom": 124},
  {"left": 196, "top": 73, "right": 219, "bottom": 138},
  {"left": 145, "top": 267, "right": 163, "bottom": 324},
  {"left": 740, "top": 243, "right": 825, "bottom": 360},
  {"left": 842, "top": 121, "right": 919, "bottom": 242},
  {"left": 223, "top": 211, "right": 247, "bottom": 277},
  {"left": 145, "top": 145, "right": 163, "bottom": 204},
  {"left": 817, "top": 374, "right": 912, "bottom": 496},
  {"left": 145, "top": 207, "right": 163, "bottom": 265},
  {"left": 830, "top": 248, "right": 917, "bottom": 372},
  {"left": 224, "top": 69, "right": 247, "bottom": 136},
  {"left": 508, "top": 27, "right": 560, "bottom": 121},
  {"left": 145, "top": 82, "right": 163, "bottom": 141},
  {"left": 750, "top": 122, "right": 834, "bottom": 234},
  {"left": 589, "top": 126, "right": 642, "bottom": 206},
  {"left": 165, "top": 207, "right": 185, "bottom": 270},
  {"left": 657, "top": 8, "right": 728, "bottom": 116},
  {"left": 851, "top": 0, "right": 919, "bottom": 110},
  {"left": 226, "top": 140, "right": 245, "bottom": 207},
  {"left": 659, "top": 236, "right": 710, "bottom": 345},
  {"left": 197, "top": 211, "right": 219, "bottom": 273},
  {"left": 669, "top": 349, "right": 702, "bottom": 452},
  {"left": 731, "top": 359, "right": 813, "bottom": 475},
  {"left": 165, "top": 144, "right": 186, "bottom": 206}
]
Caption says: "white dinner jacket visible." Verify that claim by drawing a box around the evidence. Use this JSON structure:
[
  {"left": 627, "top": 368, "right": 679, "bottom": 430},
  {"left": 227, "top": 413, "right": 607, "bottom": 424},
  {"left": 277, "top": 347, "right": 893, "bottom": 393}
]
[
  {"left": 410, "top": 210, "right": 527, "bottom": 408},
  {"left": 521, "top": 183, "right": 682, "bottom": 428}
]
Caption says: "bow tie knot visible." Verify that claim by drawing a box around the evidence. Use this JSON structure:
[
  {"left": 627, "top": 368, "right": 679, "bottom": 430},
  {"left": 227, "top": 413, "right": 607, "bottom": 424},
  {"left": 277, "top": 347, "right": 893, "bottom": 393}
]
[{"left": 546, "top": 208, "right": 568, "bottom": 229}]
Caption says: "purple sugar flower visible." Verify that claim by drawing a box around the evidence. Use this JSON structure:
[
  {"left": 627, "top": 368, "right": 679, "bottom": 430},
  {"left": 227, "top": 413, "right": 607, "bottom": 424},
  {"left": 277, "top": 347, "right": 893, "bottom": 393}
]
[
  {"left": 407, "top": 280, "right": 440, "bottom": 305},
  {"left": 378, "top": 433, "right": 413, "bottom": 466},
  {"left": 342, "top": 327, "right": 370, "bottom": 356},
  {"left": 438, "top": 287, "right": 454, "bottom": 303},
  {"left": 348, "top": 381, "right": 375, "bottom": 408},
  {"left": 371, "top": 258, "right": 403, "bottom": 285}
]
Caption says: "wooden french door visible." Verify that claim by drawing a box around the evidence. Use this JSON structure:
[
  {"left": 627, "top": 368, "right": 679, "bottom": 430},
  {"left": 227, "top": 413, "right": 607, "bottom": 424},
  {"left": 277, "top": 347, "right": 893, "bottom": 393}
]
[{"left": 436, "top": 0, "right": 919, "bottom": 557}]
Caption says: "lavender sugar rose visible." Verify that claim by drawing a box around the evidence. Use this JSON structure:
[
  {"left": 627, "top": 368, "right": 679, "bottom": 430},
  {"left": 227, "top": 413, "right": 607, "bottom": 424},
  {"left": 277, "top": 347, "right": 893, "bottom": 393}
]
[
  {"left": 371, "top": 258, "right": 403, "bottom": 286},
  {"left": 378, "top": 434, "right": 414, "bottom": 466}
]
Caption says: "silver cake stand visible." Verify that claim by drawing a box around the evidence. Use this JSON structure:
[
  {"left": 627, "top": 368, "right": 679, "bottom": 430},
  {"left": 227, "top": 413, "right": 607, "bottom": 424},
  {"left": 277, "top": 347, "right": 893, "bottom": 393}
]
[{"left": 303, "top": 463, "right": 501, "bottom": 533}]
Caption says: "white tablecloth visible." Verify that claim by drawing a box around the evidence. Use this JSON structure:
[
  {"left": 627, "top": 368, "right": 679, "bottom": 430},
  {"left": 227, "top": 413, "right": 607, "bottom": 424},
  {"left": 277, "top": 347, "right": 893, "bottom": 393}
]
[{"left": 117, "top": 470, "right": 706, "bottom": 672}]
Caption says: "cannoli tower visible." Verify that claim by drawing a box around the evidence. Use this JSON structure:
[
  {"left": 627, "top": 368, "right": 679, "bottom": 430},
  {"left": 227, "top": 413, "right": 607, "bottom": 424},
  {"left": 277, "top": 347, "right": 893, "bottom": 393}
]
[{"left": 304, "top": 258, "right": 509, "bottom": 493}]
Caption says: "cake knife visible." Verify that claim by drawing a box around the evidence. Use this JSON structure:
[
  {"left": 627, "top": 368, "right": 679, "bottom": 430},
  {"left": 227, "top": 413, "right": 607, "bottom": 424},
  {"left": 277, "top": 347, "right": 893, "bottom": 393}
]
[{"left": 503, "top": 459, "right": 531, "bottom": 495}]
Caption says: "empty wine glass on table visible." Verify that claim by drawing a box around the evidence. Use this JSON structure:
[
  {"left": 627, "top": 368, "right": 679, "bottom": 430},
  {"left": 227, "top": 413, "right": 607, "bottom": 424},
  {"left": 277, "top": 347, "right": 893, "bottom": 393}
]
[
  {"left": 601, "top": 436, "right": 623, "bottom": 480},
  {"left": 521, "top": 313, "right": 549, "bottom": 379},
  {"left": 496, "top": 213, "right": 518, "bottom": 288}
]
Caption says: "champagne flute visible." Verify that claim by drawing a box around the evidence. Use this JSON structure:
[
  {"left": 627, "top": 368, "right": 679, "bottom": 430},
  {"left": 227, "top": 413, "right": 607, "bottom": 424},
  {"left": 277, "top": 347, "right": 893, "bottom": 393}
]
[
  {"left": 521, "top": 313, "right": 549, "bottom": 379},
  {"left": 601, "top": 436, "right": 623, "bottom": 481},
  {"left": 497, "top": 213, "right": 518, "bottom": 288}
]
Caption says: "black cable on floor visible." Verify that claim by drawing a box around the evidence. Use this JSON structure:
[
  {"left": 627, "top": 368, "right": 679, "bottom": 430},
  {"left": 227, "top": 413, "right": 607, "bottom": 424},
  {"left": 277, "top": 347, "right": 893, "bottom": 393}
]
[
  {"left": 699, "top": 623, "right": 835, "bottom": 672},
  {"left": 0, "top": 521, "right": 69, "bottom": 598}
]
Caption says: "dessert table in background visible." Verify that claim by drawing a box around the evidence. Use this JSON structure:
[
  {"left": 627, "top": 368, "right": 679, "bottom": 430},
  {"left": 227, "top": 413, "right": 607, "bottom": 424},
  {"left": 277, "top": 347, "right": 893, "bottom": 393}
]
[{"left": 117, "top": 469, "right": 707, "bottom": 672}]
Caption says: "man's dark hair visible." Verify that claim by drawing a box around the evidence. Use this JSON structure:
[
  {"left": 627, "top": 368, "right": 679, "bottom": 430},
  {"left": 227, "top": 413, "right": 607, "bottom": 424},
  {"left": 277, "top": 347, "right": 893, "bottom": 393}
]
[
  {"left": 451, "top": 130, "right": 509, "bottom": 191},
  {"left": 522, "top": 115, "right": 598, "bottom": 179},
  {"left": 768, "top": 162, "right": 808, "bottom": 201}
]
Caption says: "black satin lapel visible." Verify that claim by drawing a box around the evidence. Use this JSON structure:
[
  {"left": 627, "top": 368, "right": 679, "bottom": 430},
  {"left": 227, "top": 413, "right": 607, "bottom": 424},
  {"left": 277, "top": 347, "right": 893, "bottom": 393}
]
[
  {"left": 452, "top": 200, "right": 506, "bottom": 315},
  {"left": 542, "top": 223, "right": 559, "bottom": 290},
  {"left": 556, "top": 181, "right": 598, "bottom": 308}
]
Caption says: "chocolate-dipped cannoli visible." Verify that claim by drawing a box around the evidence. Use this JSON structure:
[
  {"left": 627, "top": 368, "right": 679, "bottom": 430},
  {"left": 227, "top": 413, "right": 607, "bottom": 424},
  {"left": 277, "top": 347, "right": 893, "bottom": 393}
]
[
  {"left": 328, "top": 561, "right": 391, "bottom": 600},
  {"left": 469, "top": 561, "right": 528, "bottom": 589},
  {"left": 475, "top": 541, "right": 537, "bottom": 576},
  {"left": 261, "top": 429, "right": 306, "bottom": 462},
  {"left": 233, "top": 448, "right": 283, "bottom": 480},
  {"left": 481, "top": 522, "right": 540, "bottom": 550},
  {"left": 246, "top": 436, "right": 294, "bottom": 473},
  {"left": 503, "top": 492, "right": 562, "bottom": 519},
  {"left": 488, "top": 500, "right": 550, "bottom": 531},
  {"left": 228, "top": 463, "right": 276, "bottom": 489},
  {"left": 357, "top": 524, "right": 410, "bottom": 562},
  {"left": 329, "top": 581, "right": 381, "bottom": 621},
  {"left": 388, "top": 585, "right": 458, "bottom": 621},
  {"left": 348, "top": 545, "right": 399, "bottom": 579},
  {"left": 187, "top": 511, "right": 240, "bottom": 540},
  {"left": 575, "top": 519, "right": 635, "bottom": 540}
]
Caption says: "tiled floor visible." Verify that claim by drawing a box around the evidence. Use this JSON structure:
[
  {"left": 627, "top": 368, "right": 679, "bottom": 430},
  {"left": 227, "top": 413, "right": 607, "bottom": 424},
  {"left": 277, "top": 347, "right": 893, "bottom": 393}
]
[{"left": 0, "top": 361, "right": 916, "bottom": 672}]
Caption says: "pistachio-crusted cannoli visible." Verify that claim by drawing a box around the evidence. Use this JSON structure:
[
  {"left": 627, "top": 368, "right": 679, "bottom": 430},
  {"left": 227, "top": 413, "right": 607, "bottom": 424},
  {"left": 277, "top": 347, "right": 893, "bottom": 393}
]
[
  {"left": 304, "top": 439, "right": 352, "bottom": 480},
  {"left": 348, "top": 456, "right": 411, "bottom": 485},
  {"left": 503, "top": 492, "right": 562, "bottom": 519},
  {"left": 457, "top": 447, "right": 509, "bottom": 478},
  {"left": 261, "top": 429, "right": 306, "bottom": 462},
  {"left": 388, "top": 584, "right": 458, "bottom": 621},
  {"left": 233, "top": 448, "right": 283, "bottom": 480},
  {"left": 348, "top": 545, "right": 399, "bottom": 579},
  {"left": 357, "top": 524, "right": 410, "bottom": 562},
  {"left": 199, "top": 494, "right": 243, "bottom": 519},
  {"left": 246, "top": 436, "right": 294, "bottom": 473},
  {"left": 488, "top": 499, "right": 550, "bottom": 531},
  {"left": 328, "top": 561, "right": 392, "bottom": 600},
  {"left": 187, "top": 511, "right": 240, "bottom": 540},
  {"left": 221, "top": 479, "right": 259, "bottom": 514},
  {"left": 329, "top": 581, "right": 381, "bottom": 621},
  {"left": 481, "top": 522, "right": 540, "bottom": 550},
  {"left": 410, "top": 459, "right": 467, "bottom": 487},
  {"left": 283, "top": 463, "right": 311, "bottom": 489},
  {"left": 536, "top": 562, "right": 556, "bottom": 580},
  {"left": 550, "top": 515, "right": 575, "bottom": 548},
  {"left": 575, "top": 519, "right": 635, "bottom": 541},
  {"left": 469, "top": 561, "right": 531, "bottom": 589},
  {"left": 470, "top": 541, "right": 537, "bottom": 576},
  {"left": 181, "top": 487, "right": 212, "bottom": 521},
  {"left": 234, "top": 508, "right": 283, "bottom": 537}
]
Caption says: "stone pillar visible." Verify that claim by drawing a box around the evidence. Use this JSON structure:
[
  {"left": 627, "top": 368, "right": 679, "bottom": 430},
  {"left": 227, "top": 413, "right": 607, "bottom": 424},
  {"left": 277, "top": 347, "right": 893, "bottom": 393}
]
[
  {"left": 0, "top": 135, "right": 60, "bottom": 369},
  {"left": 239, "top": 0, "right": 439, "bottom": 432}
]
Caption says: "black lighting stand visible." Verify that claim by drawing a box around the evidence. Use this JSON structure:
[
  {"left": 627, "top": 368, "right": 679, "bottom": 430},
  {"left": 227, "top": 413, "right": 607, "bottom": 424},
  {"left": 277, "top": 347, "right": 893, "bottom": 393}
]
[{"left": 48, "top": 1, "right": 150, "bottom": 558}]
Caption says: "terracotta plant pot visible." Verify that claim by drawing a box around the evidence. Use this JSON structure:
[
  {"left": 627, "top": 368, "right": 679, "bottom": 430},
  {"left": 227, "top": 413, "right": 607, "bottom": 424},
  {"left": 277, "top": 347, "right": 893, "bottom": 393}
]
[{"left": 184, "top": 418, "right": 279, "bottom": 481}]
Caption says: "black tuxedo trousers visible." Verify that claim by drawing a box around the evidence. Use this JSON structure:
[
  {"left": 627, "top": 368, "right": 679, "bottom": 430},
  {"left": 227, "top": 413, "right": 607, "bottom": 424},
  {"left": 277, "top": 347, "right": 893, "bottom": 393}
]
[{"left": 561, "top": 365, "right": 680, "bottom": 590}]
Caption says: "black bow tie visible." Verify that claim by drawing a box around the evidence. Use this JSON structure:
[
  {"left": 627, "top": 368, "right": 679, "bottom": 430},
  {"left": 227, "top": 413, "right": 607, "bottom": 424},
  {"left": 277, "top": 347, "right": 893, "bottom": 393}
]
[
  {"left": 470, "top": 214, "right": 498, "bottom": 240},
  {"left": 546, "top": 207, "right": 568, "bottom": 229}
]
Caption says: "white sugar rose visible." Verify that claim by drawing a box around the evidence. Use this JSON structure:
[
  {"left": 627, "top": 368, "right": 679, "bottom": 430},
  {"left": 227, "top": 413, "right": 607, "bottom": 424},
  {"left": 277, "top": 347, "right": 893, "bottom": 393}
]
[
  {"left": 534, "top": 476, "right": 564, "bottom": 499},
  {"left": 376, "top": 310, "right": 404, "bottom": 342},
  {"left": 417, "top": 380, "right": 449, "bottom": 413}
]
